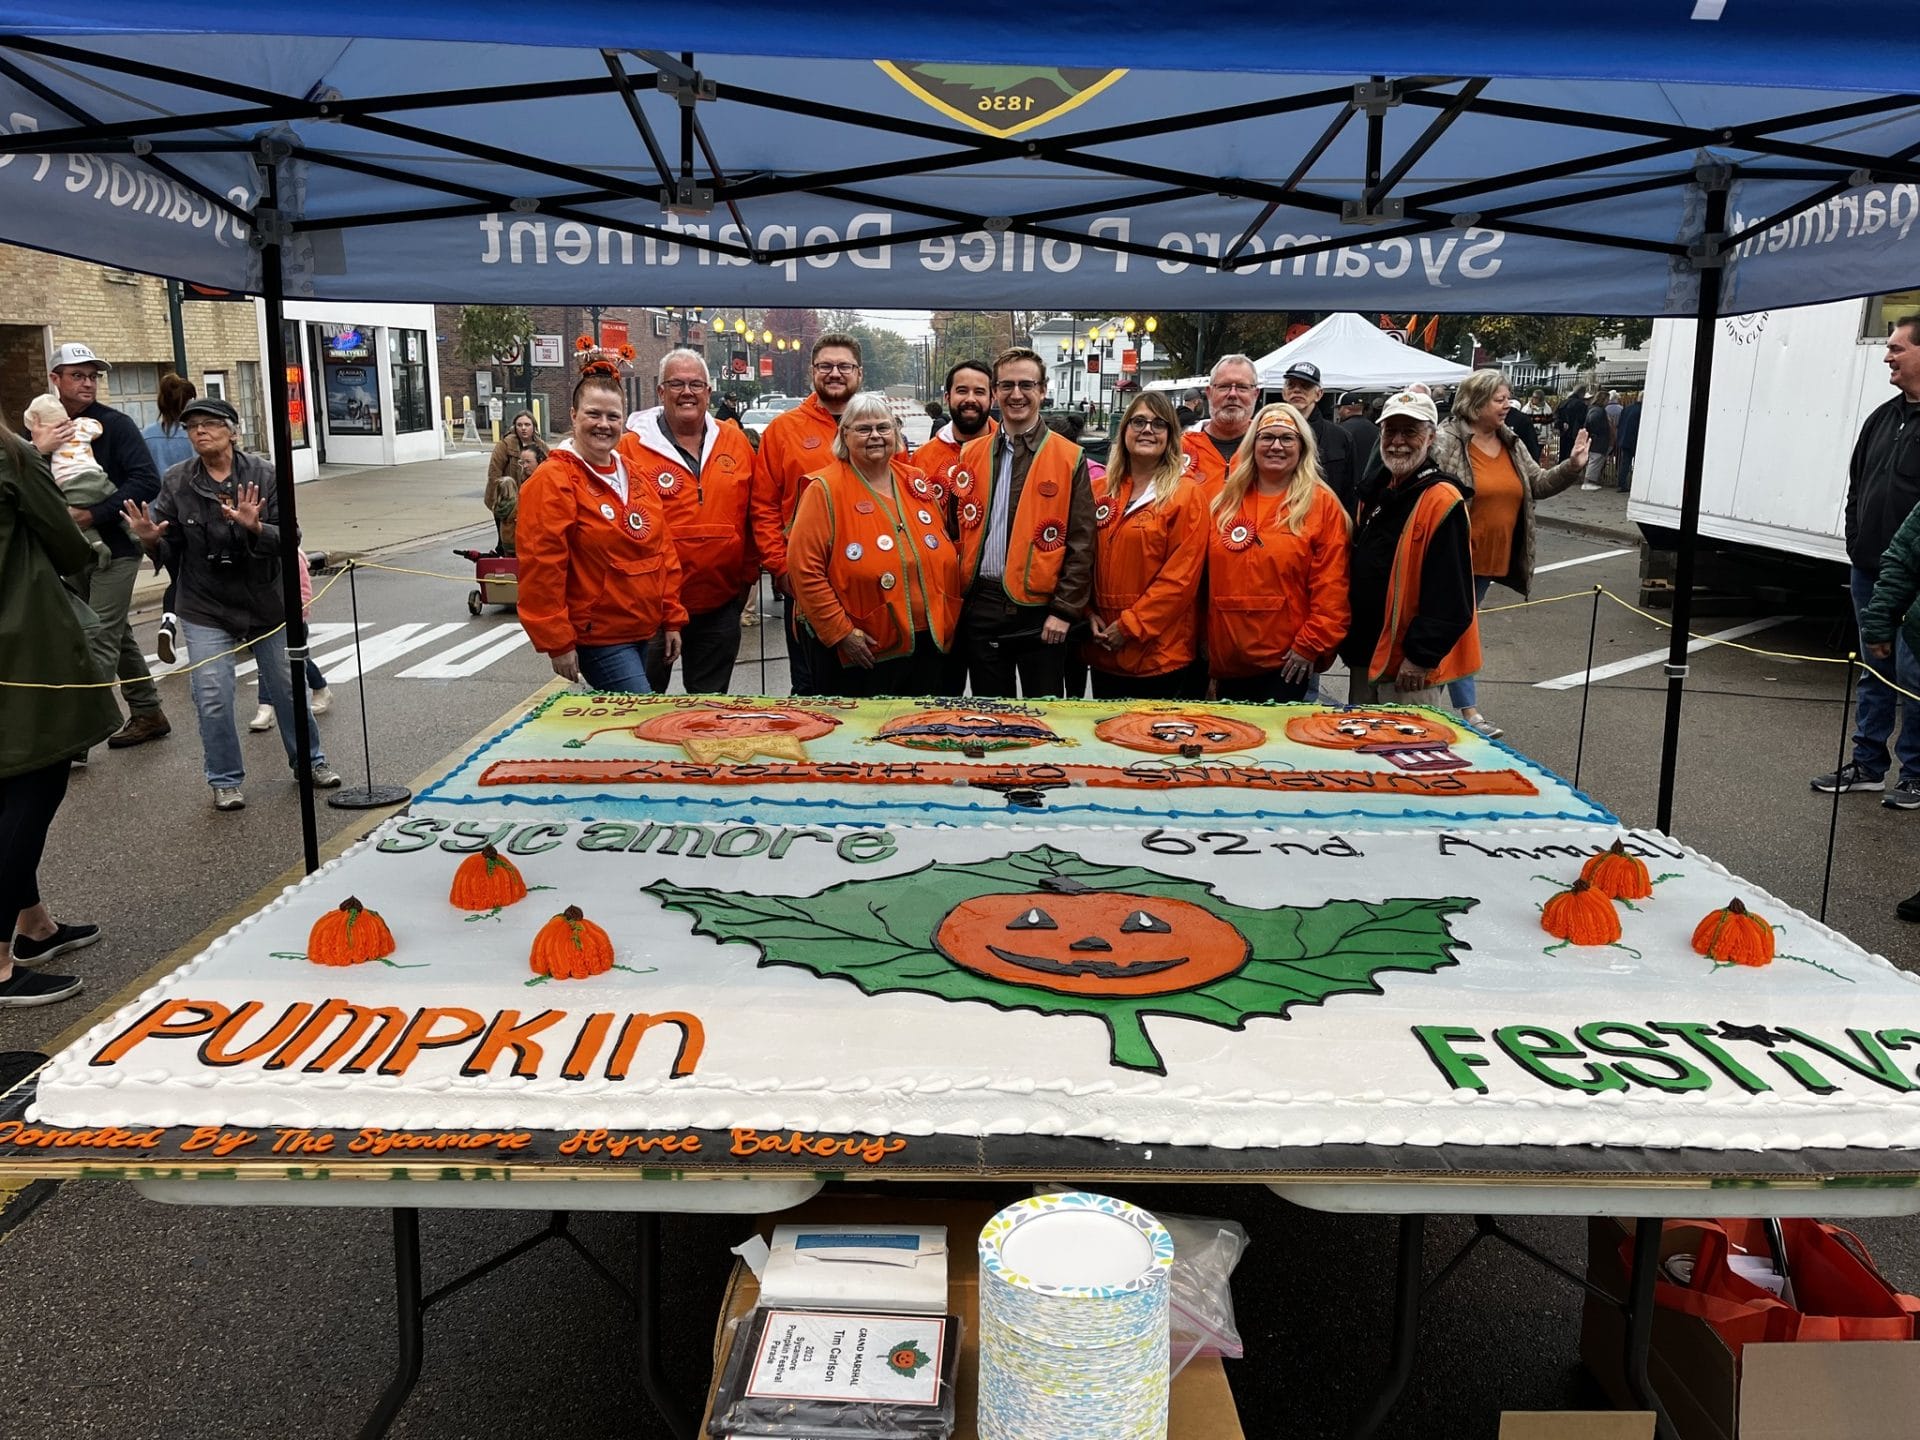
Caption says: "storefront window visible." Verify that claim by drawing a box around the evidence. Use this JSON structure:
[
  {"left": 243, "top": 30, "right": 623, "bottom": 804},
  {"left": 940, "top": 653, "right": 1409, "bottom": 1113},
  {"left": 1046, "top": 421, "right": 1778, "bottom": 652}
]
[
  {"left": 391, "top": 328, "right": 431, "bottom": 434},
  {"left": 282, "top": 320, "right": 309, "bottom": 449},
  {"left": 1861, "top": 290, "right": 1920, "bottom": 341},
  {"left": 321, "top": 322, "right": 382, "bottom": 435},
  {"left": 108, "top": 363, "right": 163, "bottom": 430}
]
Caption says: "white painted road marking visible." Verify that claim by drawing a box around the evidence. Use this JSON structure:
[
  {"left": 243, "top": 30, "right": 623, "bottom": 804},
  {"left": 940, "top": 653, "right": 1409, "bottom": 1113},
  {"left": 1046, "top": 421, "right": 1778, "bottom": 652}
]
[
  {"left": 1536, "top": 616, "right": 1797, "bottom": 690},
  {"left": 150, "top": 620, "right": 536, "bottom": 685},
  {"left": 398, "top": 627, "right": 531, "bottom": 678},
  {"left": 1532, "top": 546, "right": 1635, "bottom": 574}
]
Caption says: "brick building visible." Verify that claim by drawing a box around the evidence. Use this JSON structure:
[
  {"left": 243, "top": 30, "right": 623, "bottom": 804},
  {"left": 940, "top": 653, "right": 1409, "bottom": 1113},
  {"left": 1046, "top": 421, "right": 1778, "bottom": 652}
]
[
  {"left": 0, "top": 243, "right": 265, "bottom": 445},
  {"left": 434, "top": 304, "right": 689, "bottom": 438}
]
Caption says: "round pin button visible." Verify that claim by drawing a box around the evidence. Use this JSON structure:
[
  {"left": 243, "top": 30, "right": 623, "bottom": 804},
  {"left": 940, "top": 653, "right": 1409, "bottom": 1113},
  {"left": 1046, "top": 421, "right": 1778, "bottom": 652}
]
[
  {"left": 880, "top": 572, "right": 897, "bottom": 591},
  {"left": 917, "top": 508, "right": 933, "bottom": 525},
  {"left": 845, "top": 542, "right": 864, "bottom": 561},
  {"left": 876, "top": 534, "right": 895, "bottom": 552},
  {"left": 599, "top": 503, "right": 617, "bottom": 520},
  {"left": 923, "top": 533, "right": 940, "bottom": 550}
]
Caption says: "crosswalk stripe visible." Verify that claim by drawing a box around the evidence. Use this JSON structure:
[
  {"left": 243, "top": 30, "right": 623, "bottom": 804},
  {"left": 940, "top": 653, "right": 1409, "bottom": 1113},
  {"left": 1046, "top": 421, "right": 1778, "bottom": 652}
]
[
  {"left": 312, "top": 622, "right": 469, "bottom": 685},
  {"left": 398, "top": 627, "right": 531, "bottom": 679}
]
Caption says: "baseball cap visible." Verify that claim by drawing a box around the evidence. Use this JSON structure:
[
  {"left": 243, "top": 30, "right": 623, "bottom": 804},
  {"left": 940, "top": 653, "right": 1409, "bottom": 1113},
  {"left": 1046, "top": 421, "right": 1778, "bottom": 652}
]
[
  {"left": 1337, "top": 390, "right": 1367, "bottom": 407},
  {"left": 51, "top": 342, "right": 109, "bottom": 371},
  {"left": 1282, "top": 360, "right": 1321, "bottom": 386},
  {"left": 1378, "top": 390, "right": 1440, "bottom": 426},
  {"left": 178, "top": 396, "right": 240, "bottom": 427}
]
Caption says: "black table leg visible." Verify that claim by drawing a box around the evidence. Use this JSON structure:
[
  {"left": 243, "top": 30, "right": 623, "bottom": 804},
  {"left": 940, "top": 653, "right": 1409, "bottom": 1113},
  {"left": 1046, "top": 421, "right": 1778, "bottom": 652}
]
[
  {"left": 1624, "top": 1217, "right": 1680, "bottom": 1440},
  {"left": 357, "top": 1208, "right": 424, "bottom": 1440},
  {"left": 1349, "top": 1213, "right": 1426, "bottom": 1440},
  {"left": 635, "top": 1212, "right": 698, "bottom": 1440}
]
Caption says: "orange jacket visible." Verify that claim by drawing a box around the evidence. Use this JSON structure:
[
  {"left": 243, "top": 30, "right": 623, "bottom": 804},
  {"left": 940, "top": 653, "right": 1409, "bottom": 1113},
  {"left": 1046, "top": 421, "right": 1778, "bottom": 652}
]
[
  {"left": 1181, "top": 423, "right": 1242, "bottom": 500},
  {"left": 913, "top": 418, "right": 998, "bottom": 514},
  {"left": 618, "top": 411, "right": 758, "bottom": 616},
  {"left": 788, "top": 459, "right": 962, "bottom": 660},
  {"left": 515, "top": 445, "right": 688, "bottom": 655},
  {"left": 1369, "top": 480, "right": 1483, "bottom": 685},
  {"left": 1207, "top": 482, "right": 1352, "bottom": 678},
  {"left": 953, "top": 428, "right": 1078, "bottom": 606},
  {"left": 751, "top": 394, "right": 840, "bottom": 579},
  {"left": 1087, "top": 471, "right": 1208, "bottom": 678}
]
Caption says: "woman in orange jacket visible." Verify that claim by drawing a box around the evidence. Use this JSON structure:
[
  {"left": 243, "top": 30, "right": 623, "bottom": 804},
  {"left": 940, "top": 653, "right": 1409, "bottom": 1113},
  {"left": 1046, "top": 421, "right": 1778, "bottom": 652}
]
[
  {"left": 1085, "top": 391, "right": 1207, "bottom": 700},
  {"left": 515, "top": 358, "right": 685, "bottom": 692},
  {"left": 788, "top": 393, "right": 961, "bottom": 697},
  {"left": 1207, "top": 402, "right": 1351, "bottom": 703}
]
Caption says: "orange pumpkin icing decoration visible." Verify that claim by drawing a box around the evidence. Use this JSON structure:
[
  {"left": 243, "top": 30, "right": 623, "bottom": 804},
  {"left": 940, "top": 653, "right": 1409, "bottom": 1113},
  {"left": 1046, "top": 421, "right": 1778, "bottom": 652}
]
[
  {"left": 307, "top": 897, "right": 398, "bottom": 967},
  {"left": 1094, "top": 710, "right": 1266, "bottom": 755},
  {"left": 1692, "top": 898, "right": 1776, "bottom": 968},
  {"left": 1580, "top": 840, "right": 1653, "bottom": 901},
  {"left": 530, "top": 905, "right": 616, "bottom": 980},
  {"left": 631, "top": 704, "right": 841, "bottom": 763},
  {"left": 933, "top": 889, "right": 1249, "bottom": 998},
  {"left": 1285, "top": 710, "right": 1459, "bottom": 750},
  {"left": 449, "top": 844, "right": 529, "bottom": 911},
  {"left": 1540, "top": 879, "right": 1621, "bottom": 947}
]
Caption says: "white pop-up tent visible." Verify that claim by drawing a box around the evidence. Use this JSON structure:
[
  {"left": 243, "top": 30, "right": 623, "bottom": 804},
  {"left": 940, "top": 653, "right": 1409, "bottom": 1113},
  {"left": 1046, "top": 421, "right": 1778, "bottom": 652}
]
[{"left": 1255, "top": 313, "right": 1473, "bottom": 392}]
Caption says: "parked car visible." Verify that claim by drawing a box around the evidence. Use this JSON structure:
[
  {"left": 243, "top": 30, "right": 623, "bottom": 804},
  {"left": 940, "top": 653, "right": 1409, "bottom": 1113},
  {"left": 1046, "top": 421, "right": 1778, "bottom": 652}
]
[{"left": 739, "top": 407, "right": 782, "bottom": 444}]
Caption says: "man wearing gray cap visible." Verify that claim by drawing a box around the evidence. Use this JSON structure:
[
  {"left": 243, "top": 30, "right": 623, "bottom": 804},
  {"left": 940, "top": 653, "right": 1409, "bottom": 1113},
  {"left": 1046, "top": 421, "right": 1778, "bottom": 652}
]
[
  {"left": 37, "top": 343, "right": 170, "bottom": 749},
  {"left": 1280, "top": 360, "right": 1356, "bottom": 510}
]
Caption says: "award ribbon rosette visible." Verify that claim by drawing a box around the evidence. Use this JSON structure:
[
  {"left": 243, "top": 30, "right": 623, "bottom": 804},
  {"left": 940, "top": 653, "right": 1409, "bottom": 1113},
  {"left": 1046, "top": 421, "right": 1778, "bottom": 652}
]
[{"left": 977, "top": 1192, "right": 1175, "bottom": 1440}]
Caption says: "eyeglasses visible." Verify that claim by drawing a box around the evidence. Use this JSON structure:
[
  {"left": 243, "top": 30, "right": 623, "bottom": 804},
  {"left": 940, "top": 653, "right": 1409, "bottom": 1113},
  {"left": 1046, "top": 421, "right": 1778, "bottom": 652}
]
[
  {"left": 1125, "top": 417, "right": 1169, "bottom": 433},
  {"left": 661, "top": 378, "right": 709, "bottom": 393},
  {"left": 813, "top": 361, "right": 860, "bottom": 375},
  {"left": 1210, "top": 381, "right": 1255, "bottom": 395},
  {"left": 1256, "top": 432, "right": 1300, "bottom": 448},
  {"left": 846, "top": 423, "right": 895, "bottom": 438},
  {"left": 995, "top": 379, "right": 1042, "bottom": 394}
]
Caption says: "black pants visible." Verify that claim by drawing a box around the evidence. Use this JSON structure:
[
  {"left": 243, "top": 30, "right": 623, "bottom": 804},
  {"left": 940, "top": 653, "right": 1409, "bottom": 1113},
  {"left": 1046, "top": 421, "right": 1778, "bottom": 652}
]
[
  {"left": 819, "top": 631, "right": 948, "bottom": 698},
  {"left": 963, "top": 590, "right": 1067, "bottom": 699},
  {"left": 1216, "top": 670, "right": 1311, "bottom": 704},
  {"left": 1090, "top": 667, "right": 1201, "bottom": 701},
  {"left": 781, "top": 591, "right": 826, "bottom": 697},
  {"left": 1, "top": 759, "right": 72, "bottom": 925},
  {"left": 646, "top": 592, "right": 747, "bottom": 695}
]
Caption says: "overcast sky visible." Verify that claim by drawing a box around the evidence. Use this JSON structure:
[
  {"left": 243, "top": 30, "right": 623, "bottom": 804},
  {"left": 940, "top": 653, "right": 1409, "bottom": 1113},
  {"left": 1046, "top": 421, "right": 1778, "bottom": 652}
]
[{"left": 858, "top": 309, "right": 934, "bottom": 339}]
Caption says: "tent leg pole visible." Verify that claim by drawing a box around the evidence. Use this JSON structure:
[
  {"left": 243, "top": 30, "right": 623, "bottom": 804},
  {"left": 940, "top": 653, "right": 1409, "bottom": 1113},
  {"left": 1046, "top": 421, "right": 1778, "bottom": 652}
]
[
  {"left": 1654, "top": 180, "right": 1728, "bottom": 835},
  {"left": 256, "top": 149, "right": 321, "bottom": 876}
]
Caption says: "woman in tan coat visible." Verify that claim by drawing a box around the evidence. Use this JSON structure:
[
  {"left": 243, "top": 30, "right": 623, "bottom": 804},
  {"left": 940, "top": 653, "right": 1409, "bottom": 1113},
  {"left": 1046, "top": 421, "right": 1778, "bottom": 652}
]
[
  {"left": 485, "top": 411, "right": 547, "bottom": 554},
  {"left": 1429, "top": 369, "right": 1589, "bottom": 737}
]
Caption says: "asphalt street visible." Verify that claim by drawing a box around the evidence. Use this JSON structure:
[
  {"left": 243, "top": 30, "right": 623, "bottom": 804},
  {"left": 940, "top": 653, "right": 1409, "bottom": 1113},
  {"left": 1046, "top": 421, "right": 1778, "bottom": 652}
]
[{"left": 1, "top": 521, "right": 1914, "bottom": 1439}]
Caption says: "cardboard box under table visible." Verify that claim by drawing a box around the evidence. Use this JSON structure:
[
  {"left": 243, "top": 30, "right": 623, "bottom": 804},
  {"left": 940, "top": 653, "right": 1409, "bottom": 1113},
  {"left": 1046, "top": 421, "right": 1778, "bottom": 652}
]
[
  {"left": 702, "top": 1196, "right": 1245, "bottom": 1440},
  {"left": 1581, "top": 1216, "right": 1920, "bottom": 1440}
]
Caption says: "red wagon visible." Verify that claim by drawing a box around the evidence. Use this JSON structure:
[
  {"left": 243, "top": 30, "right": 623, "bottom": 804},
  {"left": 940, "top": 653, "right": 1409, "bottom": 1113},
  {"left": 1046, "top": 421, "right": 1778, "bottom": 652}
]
[{"left": 453, "top": 547, "right": 519, "bottom": 615}]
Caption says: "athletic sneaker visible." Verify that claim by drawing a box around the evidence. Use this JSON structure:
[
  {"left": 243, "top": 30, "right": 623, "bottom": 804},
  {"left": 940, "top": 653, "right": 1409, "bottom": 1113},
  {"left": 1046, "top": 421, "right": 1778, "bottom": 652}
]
[
  {"left": 1463, "top": 713, "right": 1505, "bottom": 740},
  {"left": 156, "top": 614, "right": 178, "bottom": 665},
  {"left": 1884, "top": 778, "right": 1920, "bottom": 810},
  {"left": 0, "top": 970, "right": 82, "bottom": 1008},
  {"left": 249, "top": 703, "right": 274, "bottom": 731},
  {"left": 10, "top": 922, "right": 100, "bottom": 967},
  {"left": 311, "top": 764, "right": 344, "bottom": 789},
  {"left": 1810, "top": 761, "right": 1886, "bottom": 794},
  {"left": 1580, "top": 482, "right": 1600, "bottom": 491},
  {"left": 310, "top": 686, "right": 332, "bottom": 716},
  {"left": 214, "top": 786, "right": 246, "bottom": 811}
]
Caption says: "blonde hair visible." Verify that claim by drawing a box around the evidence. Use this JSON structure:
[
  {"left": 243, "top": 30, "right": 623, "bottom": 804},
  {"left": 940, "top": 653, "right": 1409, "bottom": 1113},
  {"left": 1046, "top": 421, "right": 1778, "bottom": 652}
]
[
  {"left": 1452, "top": 368, "right": 1511, "bottom": 426},
  {"left": 1103, "top": 391, "right": 1187, "bottom": 508},
  {"left": 1212, "top": 402, "right": 1324, "bottom": 534},
  {"left": 830, "top": 392, "right": 903, "bottom": 462}
]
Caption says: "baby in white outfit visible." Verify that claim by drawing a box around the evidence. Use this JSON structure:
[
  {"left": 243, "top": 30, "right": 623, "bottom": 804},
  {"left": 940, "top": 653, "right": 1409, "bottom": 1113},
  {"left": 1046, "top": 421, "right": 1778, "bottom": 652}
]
[{"left": 24, "top": 393, "right": 111, "bottom": 569}]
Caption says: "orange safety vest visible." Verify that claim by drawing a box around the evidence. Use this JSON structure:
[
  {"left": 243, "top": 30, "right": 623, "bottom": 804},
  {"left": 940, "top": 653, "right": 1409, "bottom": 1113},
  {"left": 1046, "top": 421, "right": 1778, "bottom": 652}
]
[
  {"left": 1088, "top": 471, "right": 1208, "bottom": 678},
  {"left": 787, "top": 459, "right": 961, "bottom": 661},
  {"left": 952, "top": 427, "right": 1076, "bottom": 606},
  {"left": 913, "top": 418, "right": 997, "bottom": 504},
  {"left": 1368, "top": 480, "right": 1483, "bottom": 685},
  {"left": 1206, "top": 483, "right": 1352, "bottom": 679},
  {"left": 617, "top": 412, "right": 759, "bottom": 616}
]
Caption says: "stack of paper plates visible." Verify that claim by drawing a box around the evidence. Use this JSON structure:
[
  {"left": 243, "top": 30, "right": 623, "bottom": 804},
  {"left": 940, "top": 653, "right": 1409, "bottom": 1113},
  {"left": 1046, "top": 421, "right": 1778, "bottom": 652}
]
[{"left": 977, "top": 1192, "right": 1174, "bottom": 1440}]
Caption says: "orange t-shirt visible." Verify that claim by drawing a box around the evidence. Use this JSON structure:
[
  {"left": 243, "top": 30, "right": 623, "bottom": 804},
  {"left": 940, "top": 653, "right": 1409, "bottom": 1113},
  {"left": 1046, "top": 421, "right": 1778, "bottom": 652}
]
[{"left": 1467, "top": 442, "right": 1524, "bottom": 578}]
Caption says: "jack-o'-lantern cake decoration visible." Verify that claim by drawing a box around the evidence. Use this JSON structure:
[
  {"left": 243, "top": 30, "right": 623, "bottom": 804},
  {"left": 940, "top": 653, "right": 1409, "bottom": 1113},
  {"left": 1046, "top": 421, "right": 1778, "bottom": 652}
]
[
  {"left": 875, "top": 707, "right": 1062, "bottom": 753},
  {"left": 650, "top": 844, "right": 1473, "bottom": 1075},
  {"left": 1095, "top": 709, "right": 1266, "bottom": 755},
  {"left": 563, "top": 703, "right": 842, "bottom": 763},
  {"left": 1284, "top": 709, "right": 1470, "bottom": 773}
]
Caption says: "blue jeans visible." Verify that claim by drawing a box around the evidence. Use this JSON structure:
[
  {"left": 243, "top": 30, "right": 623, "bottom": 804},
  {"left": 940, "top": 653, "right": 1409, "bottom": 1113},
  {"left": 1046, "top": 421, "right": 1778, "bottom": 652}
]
[
  {"left": 577, "top": 641, "right": 654, "bottom": 694},
  {"left": 183, "top": 620, "right": 326, "bottom": 788},
  {"left": 1851, "top": 566, "right": 1920, "bottom": 782},
  {"left": 1447, "top": 576, "right": 1497, "bottom": 711}
]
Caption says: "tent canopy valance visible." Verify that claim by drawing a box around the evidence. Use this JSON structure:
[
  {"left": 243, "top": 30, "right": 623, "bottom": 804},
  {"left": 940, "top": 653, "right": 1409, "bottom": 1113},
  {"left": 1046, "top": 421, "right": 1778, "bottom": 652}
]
[
  {"left": 1, "top": 25, "right": 1919, "bottom": 314},
  {"left": 1253, "top": 314, "right": 1473, "bottom": 391}
]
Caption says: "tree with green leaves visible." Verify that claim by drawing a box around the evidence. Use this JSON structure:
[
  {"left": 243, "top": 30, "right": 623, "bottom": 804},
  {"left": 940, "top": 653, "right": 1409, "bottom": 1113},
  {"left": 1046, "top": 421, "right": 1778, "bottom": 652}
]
[{"left": 453, "top": 305, "right": 531, "bottom": 368}]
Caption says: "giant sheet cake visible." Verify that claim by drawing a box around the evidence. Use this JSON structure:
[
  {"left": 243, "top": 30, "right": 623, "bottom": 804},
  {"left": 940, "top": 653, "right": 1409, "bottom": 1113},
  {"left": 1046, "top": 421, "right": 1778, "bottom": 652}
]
[
  {"left": 34, "top": 816, "right": 1920, "bottom": 1151},
  {"left": 412, "top": 695, "right": 1615, "bottom": 828}
]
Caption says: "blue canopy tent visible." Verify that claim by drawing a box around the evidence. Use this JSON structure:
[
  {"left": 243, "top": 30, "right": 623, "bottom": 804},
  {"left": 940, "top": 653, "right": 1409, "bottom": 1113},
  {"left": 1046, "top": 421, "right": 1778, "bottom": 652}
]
[{"left": 6, "top": 6, "right": 1920, "bottom": 873}]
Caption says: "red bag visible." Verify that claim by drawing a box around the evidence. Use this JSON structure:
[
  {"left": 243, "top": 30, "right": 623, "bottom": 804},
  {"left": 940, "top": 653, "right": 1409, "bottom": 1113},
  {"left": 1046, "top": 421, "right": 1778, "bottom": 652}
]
[{"left": 1624, "top": 1218, "right": 1917, "bottom": 1356}]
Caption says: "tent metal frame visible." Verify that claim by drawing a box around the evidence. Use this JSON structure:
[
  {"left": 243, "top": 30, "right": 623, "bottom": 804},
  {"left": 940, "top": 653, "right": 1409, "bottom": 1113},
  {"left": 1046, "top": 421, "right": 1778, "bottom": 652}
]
[{"left": 6, "top": 40, "right": 1918, "bottom": 854}]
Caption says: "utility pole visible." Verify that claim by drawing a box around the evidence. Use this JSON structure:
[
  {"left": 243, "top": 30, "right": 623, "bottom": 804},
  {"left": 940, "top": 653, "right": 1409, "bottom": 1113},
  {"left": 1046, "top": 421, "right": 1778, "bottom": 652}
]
[{"left": 165, "top": 280, "right": 189, "bottom": 378}]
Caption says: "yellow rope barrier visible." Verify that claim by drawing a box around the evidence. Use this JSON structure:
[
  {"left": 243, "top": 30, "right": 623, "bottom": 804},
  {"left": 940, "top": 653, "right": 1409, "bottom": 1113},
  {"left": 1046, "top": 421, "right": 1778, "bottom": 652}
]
[{"left": 351, "top": 558, "right": 518, "bottom": 586}]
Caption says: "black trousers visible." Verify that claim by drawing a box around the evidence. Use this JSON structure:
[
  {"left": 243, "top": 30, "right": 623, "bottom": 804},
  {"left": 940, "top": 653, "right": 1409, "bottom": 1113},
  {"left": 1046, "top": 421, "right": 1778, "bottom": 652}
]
[
  {"left": 1089, "top": 667, "right": 1202, "bottom": 701},
  {"left": 646, "top": 591, "right": 747, "bottom": 695},
  {"left": 1, "top": 759, "right": 72, "bottom": 924},
  {"left": 1216, "top": 670, "right": 1311, "bottom": 704},
  {"left": 963, "top": 589, "right": 1067, "bottom": 699},
  {"left": 817, "top": 631, "right": 949, "bottom": 698}
]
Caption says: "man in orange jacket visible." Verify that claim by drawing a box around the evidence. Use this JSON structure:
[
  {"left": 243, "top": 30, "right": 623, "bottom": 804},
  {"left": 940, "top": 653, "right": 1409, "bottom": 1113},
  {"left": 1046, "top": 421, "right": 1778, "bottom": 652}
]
[
  {"left": 619, "top": 348, "right": 760, "bottom": 694},
  {"left": 1183, "top": 354, "right": 1260, "bottom": 496},
  {"left": 913, "top": 359, "right": 997, "bottom": 503},
  {"left": 953, "top": 347, "right": 1098, "bottom": 698},
  {"left": 1339, "top": 389, "right": 1478, "bottom": 706},
  {"left": 752, "top": 332, "right": 863, "bottom": 695}
]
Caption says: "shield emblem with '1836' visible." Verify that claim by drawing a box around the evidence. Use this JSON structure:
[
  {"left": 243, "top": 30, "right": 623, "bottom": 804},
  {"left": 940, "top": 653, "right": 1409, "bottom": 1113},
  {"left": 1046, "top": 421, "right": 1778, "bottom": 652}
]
[{"left": 875, "top": 63, "right": 1128, "bottom": 139}]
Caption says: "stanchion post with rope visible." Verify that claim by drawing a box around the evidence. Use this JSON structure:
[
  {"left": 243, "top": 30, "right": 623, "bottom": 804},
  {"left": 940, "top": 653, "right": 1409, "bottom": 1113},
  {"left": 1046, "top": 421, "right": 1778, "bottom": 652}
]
[
  {"left": 1819, "top": 654, "right": 1858, "bottom": 924},
  {"left": 327, "top": 561, "right": 413, "bottom": 812},
  {"left": 1573, "top": 584, "right": 1601, "bottom": 792}
]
